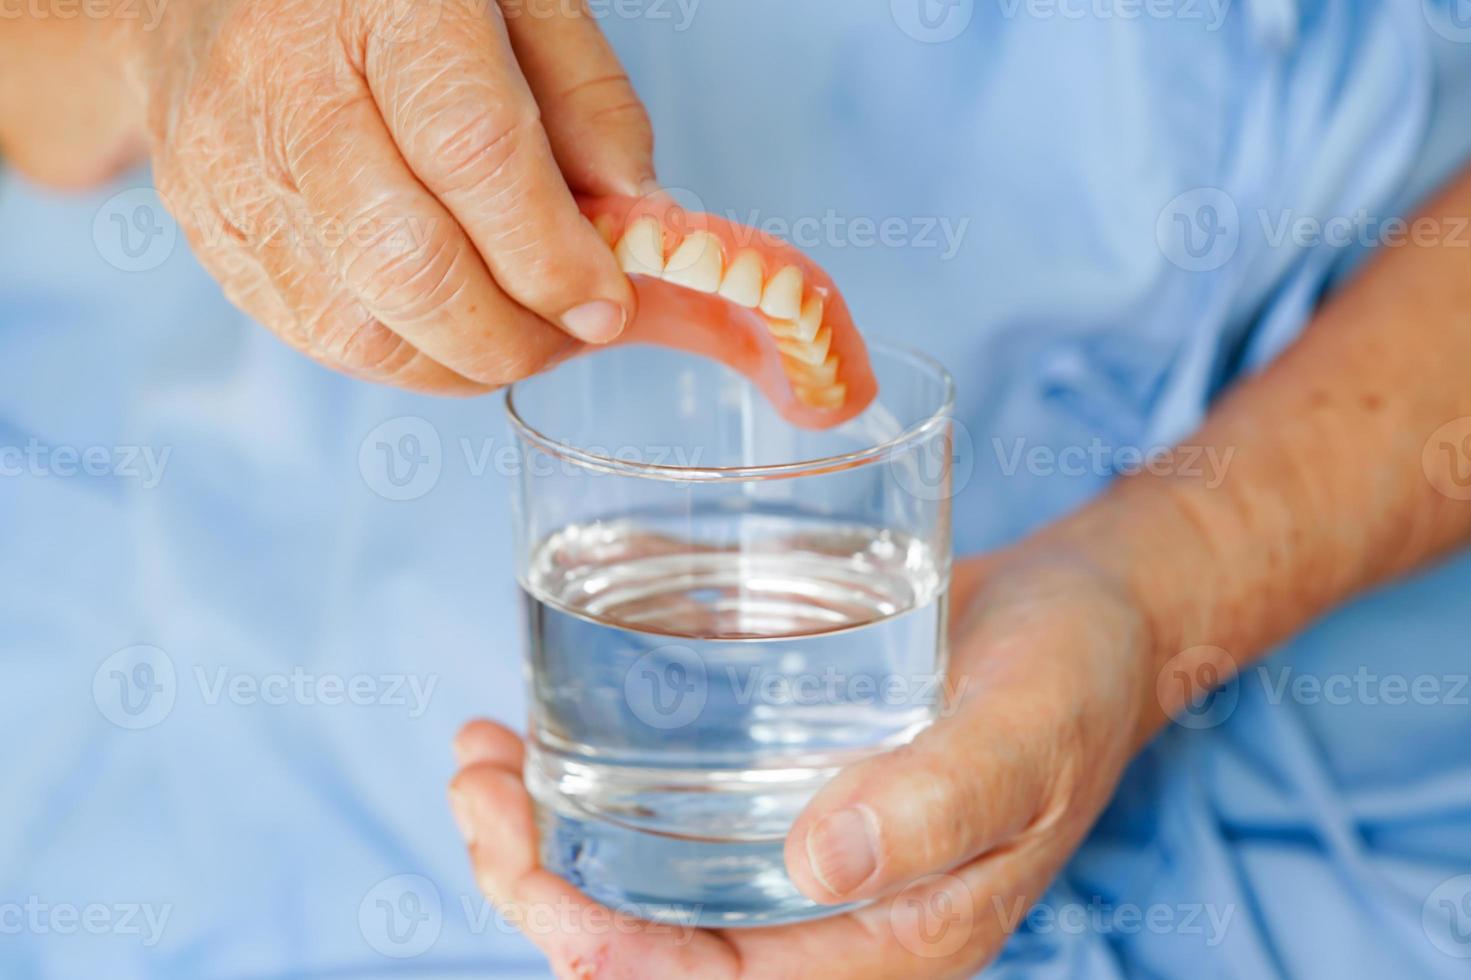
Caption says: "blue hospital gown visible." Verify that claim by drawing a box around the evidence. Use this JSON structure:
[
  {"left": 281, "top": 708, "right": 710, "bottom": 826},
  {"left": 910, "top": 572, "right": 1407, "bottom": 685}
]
[{"left": 2, "top": 1, "right": 1471, "bottom": 976}]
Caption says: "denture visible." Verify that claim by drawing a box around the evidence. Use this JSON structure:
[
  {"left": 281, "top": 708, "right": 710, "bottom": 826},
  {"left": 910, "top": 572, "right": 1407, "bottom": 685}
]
[{"left": 578, "top": 194, "right": 878, "bottom": 429}]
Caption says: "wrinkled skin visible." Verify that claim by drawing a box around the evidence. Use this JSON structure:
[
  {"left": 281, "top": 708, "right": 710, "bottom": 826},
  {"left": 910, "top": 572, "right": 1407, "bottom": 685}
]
[
  {"left": 449, "top": 551, "right": 1152, "bottom": 979},
  {"left": 119, "top": 0, "right": 656, "bottom": 392}
]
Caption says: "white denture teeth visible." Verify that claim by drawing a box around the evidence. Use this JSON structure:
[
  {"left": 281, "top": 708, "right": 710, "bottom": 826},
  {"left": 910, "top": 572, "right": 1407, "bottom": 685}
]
[
  {"left": 796, "top": 383, "right": 847, "bottom": 410},
  {"left": 662, "top": 231, "right": 725, "bottom": 293},
  {"left": 759, "top": 265, "right": 804, "bottom": 320},
  {"left": 766, "top": 294, "right": 824, "bottom": 343},
  {"left": 614, "top": 217, "right": 666, "bottom": 277},
  {"left": 718, "top": 250, "right": 765, "bottom": 307},
  {"left": 775, "top": 325, "right": 832, "bottom": 366},
  {"left": 782, "top": 352, "right": 840, "bottom": 387}
]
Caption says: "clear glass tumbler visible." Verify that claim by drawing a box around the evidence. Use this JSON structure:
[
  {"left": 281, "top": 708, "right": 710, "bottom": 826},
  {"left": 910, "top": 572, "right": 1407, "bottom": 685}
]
[{"left": 505, "top": 341, "right": 954, "bottom": 928}]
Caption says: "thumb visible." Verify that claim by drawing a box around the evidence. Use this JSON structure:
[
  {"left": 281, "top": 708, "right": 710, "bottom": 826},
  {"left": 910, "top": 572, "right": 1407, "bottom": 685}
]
[
  {"left": 782, "top": 691, "right": 1058, "bottom": 906},
  {"left": 503, "top": 0, "right": 656, "bottom": 196},
  {"left": 784, "top": 560, "right": 1146, "bottom": 905}
]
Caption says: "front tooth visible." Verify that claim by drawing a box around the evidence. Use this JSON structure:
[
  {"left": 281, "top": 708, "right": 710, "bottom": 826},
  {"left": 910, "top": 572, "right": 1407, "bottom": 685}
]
[
  {"left": 759, "top": 266, "right": 804, "bottom": 320},
  {"left": 662, "top": 231, "right": 725, "bottom": 293},
  {"left": 718, "top": 250, "right": 764, "bottom": 307},
  {"left": 775, "top": 326, "right": 831, "bottom": 366},
  {"left": 767, "top": 294, "right": 824, "bottom": 343},
  {"left": 796, "top": 383, "right": 847, "bottom": 410},
  {"left": 782, "top": 352, "right": 839, "bottom": 387},
  {"left": 614, "top": 217, "right": 666, "bottom": 277}
]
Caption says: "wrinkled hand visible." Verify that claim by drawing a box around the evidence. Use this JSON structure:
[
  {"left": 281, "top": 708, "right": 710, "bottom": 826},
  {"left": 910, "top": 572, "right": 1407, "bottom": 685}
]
[
  {"left": 448, "top": 551, "right": 1155, "bottom": 978},
  {"left": 119, "top": 0, "right": 652, "bottom": 392}
]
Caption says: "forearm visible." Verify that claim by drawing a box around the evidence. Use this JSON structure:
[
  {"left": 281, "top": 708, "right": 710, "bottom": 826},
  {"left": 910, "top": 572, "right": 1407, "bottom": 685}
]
[
  {"left": 1041, "top": 166, "right": 1471, "bottom": 739},
  {"left": 0, "top": 6, "right": 147, "bottom": 186}
]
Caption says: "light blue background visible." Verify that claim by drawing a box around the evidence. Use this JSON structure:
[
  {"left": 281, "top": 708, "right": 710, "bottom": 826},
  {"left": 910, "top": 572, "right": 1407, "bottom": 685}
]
[{"left": 3, "top": 1, "right": 1471, "bottom": 976}]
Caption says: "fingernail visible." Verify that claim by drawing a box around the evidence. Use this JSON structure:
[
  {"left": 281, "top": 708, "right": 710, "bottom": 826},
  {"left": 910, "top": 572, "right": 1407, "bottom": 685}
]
[
  {"left": 805, "top": 806, "right": 879, "bottom": 898},
  {"left": 560, "top": 300, "right": 627, "bottom": 344},
  {"left": 449, "top": 787, "right": 475, "bottom": 843}
]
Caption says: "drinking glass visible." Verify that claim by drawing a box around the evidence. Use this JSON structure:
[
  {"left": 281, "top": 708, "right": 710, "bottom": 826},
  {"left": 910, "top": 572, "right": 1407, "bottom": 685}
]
[{"left": 505, "top": 341, "right": 954, "bottom": 928}]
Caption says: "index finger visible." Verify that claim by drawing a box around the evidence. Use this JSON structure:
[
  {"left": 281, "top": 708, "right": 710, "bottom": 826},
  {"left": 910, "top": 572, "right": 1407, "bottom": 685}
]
[{"left": 366, "top": 0, "right": 636, "bottom": 343}]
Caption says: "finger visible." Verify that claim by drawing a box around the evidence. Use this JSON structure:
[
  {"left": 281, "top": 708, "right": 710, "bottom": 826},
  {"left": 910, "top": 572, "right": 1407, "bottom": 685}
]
[
  {"left": 367, "top": 1, "right": 636, "bottom": 342},
  {"left": 449, "top": 763, "right": 537, "bottom": 896},
  {"left": 784, "top": 700, "right": 1056, "bottom": 907},
  {"left": 722, "top": 839, "right": 1059, "bottom": 980},
  {"left": 784, "top": 557, "right": 1143, "bottom": 906},
  {"left": 836, "top": 835, "right": 1060, "bottom": 978},
  {"left": 782, "top": 614, "right": 1088, "bottom": 903},
  {"left": 283, "top": 85, "right": 577, "bottom": 385},
  {"left": 448, "top": 761, "right": 739, "bottom": 977},
  {"left": 247, "top": 224, "right": 498, "bottom": 395},
  {"left": 501, "top": 0, "right": 656, "bottom": 196},
  {"left": 453, "top": 718, "right": 525, "bottom": 769},
  {"left": 180, "top": 191, "right": 492, "bottom": 395}
]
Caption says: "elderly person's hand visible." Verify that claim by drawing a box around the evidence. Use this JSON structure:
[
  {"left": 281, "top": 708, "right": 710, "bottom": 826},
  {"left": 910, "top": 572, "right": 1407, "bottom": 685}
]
[
  {"left": 117, "top": 0, "right": 653, "bottom": 392},
  {"left": 447, "top": 549, "right": 1155, "bottom": 978},
  {"left": 446, "top": 163, "right": 1471, "bottom": 976}
]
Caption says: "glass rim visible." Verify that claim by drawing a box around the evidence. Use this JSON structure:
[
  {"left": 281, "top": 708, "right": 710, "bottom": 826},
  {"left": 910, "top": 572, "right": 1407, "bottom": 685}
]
[{"left": 504, "top": 339, "right": 955, "bottom": 484}]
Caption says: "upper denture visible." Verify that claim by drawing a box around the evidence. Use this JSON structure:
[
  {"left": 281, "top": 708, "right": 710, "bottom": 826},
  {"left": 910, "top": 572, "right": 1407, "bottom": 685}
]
[{"left": 594, "top": 196, "right": 875, "bottom": 425}]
